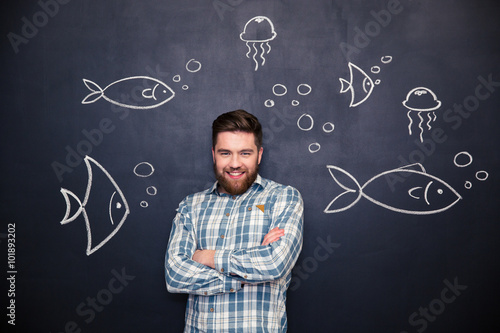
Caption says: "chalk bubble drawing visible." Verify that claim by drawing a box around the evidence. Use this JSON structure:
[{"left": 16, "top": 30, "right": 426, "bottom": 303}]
[
  {"left": 186, "top": 59, "right": 202, "bottom": 73},
  {"left": 82, "top": 76, "right": 175, "bottom": 109},
  {"left": 134, "top": 162, "right": 156, "bottom": 208},
  {"left": 403, "top": 87, "right": 441, "bottom": 143},
  {"left": 60, "top": 156, "right": 130, "bottom": 255},
  {"left": 476, "top": 171, "right": 488, "bottom": 181},
  {"left": 324, "top": 163, "right": 461, "bottom": 215},
  {"left": 133, "top": 162, "right": 155, "bottom": 177},
  {"left": 453, "top": 151, "right": 473, "bottom": 167},
  {"left": 309, "top": 143, "right": 321, "bottom": 153},
  {"left": 339, "top": 62, "right": 380, "bottom": 107},
  {"left": 240, "top": 16, "right": 277, "bottom": 71},
  {"left": 297, "top": 113, "right": 314, "bottom": 131},
  {"left": 453, "top": 151, "right": 489, "bottom": 189}
]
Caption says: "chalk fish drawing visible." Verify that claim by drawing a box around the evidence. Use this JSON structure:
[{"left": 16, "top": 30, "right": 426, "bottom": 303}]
[
  {"left": 60, "top": 156, "right": 130, "bottom": 255},
  {"left": 403, "top": 87, "right": 441, "bottom": 142},
  {"left": 240, "top": 16, "right": 277, "bottom": 71},
  {"left": 81, "top": 76, "right": 175, "bottom": 109},
  {"left": 339, "top": 62, "right": 380, "bottom": 107},
  {"left": 324, "top": 163, "right": 461, "bottom": 215}
]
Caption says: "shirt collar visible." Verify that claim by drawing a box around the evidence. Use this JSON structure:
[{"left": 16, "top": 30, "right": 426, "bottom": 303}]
[{"left": 209, "top": 174, "right": 266, "bottom": 196}]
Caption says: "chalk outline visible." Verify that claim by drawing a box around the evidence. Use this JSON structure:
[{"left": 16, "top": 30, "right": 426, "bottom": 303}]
[
  {"left": 60, "top": 156, "right": 130, "bottom": 256},
  {"left": 240, "top": 16, "right": 277, "bottom": 71},
  {"left": 324, "top": 163, "right": 462, "bottom": 215},
  {"left": 453, "top": 151, "right": 473, "bottom": 167},
  {"left": 308, "top": 143, "right": 321, "bottom": 153},
  {"left": 186, "top": 59, "right": 202, "bottom": 73},
  {"left": 82, "top": 76, "right": 175, "bottom": 110},
  {"left": 133, "top": 162, "right": 155, "bottom": 177},
  {"left": 403, "top": 87, "right": 441, "bottom": 142},
  {"left": 339, "top": 62, "right": 376, "bottom": 107},
  {"left": 297, "top": 113, "right": 314, "bottom": 131},
  {"left": 272, "top": 84, "right": 287, "bottom": 96}
]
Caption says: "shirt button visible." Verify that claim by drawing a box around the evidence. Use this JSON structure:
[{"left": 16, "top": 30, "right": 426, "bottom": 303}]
[
  {"left": 220, "top": 235, "right": 225, "bottom": 239},
  {"left": 204, "top": 292, "right": 207, "bottom": 295},
  {"left": 220, "top": 268, "right": 224, "bottom": 272},
  {"left": 244, "top": 275, "right": 247, "bottom": 279},
  {"left": 226, "top": 213, "right": 230, "bottom": 217},
  {"left": 230, "top": 288, "right": 234, "bottom": 292},
  {"left": 210, "top": 308, "right": 214, "bottom": 312},
  {"left": 232, "top": 196, "right": 236, "bottom": 200},
  {"left": 248, "top": 207, "right": 252, "bottom": 211}
]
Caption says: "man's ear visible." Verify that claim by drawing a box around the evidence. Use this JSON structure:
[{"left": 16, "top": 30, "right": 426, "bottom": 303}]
[{"left": 258, "top": 146, "right": 263, "bottom": 165}]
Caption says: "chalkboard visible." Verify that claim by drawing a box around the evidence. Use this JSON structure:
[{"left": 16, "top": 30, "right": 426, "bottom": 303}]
[{"left": 2, "top": 0, "right": 500, "bottom": 332}]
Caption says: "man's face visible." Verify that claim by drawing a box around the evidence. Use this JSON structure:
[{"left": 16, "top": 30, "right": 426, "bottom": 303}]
[{"left": 212, "top": 131, "right": 263, "bottom": 195}]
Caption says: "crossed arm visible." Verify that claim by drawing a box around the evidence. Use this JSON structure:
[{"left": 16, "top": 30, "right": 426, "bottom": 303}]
[
  {"left": 192, "top": 227, "right": 285, "bottom": 268},
  {"left": 165, "top": 187, "right": 303, "bottom": 296}
]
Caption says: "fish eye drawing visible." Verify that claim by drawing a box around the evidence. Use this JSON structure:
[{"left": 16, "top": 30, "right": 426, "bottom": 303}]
[
  {"left": 324, "top": 163, "right": 461, "bottom": 215},
  {"left": 339, "top": 62, "right": 380, "bottom": 107},
  {"left": 240, "top": 16, "right": 277, "bottom": 71},
  {"left": 59, "top": 156, "right": 130, "bottom": 255},
  {"left": 81, "top": 76, "right": 175, "bottom": 109},
  {"left": 402, "top": 87, "right": 441, "bottom": 142}
]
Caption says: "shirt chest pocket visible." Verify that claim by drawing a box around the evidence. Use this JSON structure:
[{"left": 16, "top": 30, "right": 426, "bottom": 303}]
[{"left": 233, "top": 204, "right": 271, "bottom": 247}]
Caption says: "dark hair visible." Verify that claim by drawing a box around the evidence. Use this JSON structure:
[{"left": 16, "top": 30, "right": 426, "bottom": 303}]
[{"left": 212, "top": 110, "right": 263, "bottom": 149}]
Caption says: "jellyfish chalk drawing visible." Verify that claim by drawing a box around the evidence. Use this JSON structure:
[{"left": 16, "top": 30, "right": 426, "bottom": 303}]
[
  {"left": 82, "top": 76, "right": 175, "bottom": 109},
  {"left": 59, "top": 156, "right": 130, "bottom": 255},
  {"left": 240, "top": 16, "right": 277, "bottom": 71},
  {"left": 402, "top": 87, "right": 441, "bottom": 142},
  {"left": 324, "top": 163, "right": 461, "bottom": 215}
]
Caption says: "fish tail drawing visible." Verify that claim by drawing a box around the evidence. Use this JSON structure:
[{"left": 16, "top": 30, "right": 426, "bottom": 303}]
[
  {"left": 60, "top": 188, "right": 84, "bottom": 224},
  {"left": 339, "top": 78, "right": 351, "bottom": 94},
  {"left": 259, "top": 43, "right": 266, "bottom": 66},
  {"left": 324, "top": 166, "right": 363, "bottom": 213},
  {"left": 81, "top": 79, "right": 104, "bottom": 104},
  {"left": 407, "top": 110, "right": 413, "bottom": 135},
  {"left": 252, "top": 42, "right": 259, "bottom": 71}
]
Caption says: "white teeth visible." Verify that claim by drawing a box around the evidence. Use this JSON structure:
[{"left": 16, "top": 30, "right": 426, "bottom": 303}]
[{"left": 229, "top": 172, "right": 243, "bottom": 176}]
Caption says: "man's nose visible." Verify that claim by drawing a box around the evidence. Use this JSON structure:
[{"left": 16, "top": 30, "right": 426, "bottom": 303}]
[{"left": 228, "top": 155, "right": 242, "bottom": 168}]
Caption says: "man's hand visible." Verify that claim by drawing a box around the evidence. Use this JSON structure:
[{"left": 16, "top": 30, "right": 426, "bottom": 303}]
[
  {"left": 261, "top": 227, "right": 285, "bottom": 246},
  {"left": 192, "top": 249, "right": 215, "bottom": 268}
]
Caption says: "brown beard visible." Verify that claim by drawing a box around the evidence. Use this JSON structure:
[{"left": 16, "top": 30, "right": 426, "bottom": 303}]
[{"left": 214, "top": 164, "right": 259, "bottom": 195}]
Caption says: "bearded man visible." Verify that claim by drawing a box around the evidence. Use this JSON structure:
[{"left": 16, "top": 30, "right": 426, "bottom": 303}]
[{"left": 165, "top": 109, "right": 304, "bottom": 333}]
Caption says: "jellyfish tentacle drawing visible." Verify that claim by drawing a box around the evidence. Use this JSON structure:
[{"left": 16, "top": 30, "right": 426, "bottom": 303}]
[
  {"left": 402, "top": 87, "right": 441, "bottom": 142},
  {"left": 240, "top": 16, "right": 277, "bottom": 71}
]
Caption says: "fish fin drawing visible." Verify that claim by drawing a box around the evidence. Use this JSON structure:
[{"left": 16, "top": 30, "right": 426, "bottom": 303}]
[
  {"left": 60, "top": 188, "right": 84, "bottom": 224},
  {"left": 396, "top": 163, "right": 427, "bottom": 173},
  {"left": 324, "top": 165, "right": 363, "bottom": 213},
  {"left": 81, "top": 79, "right": 104, "bottom": 104},
  {"left": 339, "top": 78, "right": 351, "bottom": 94}
]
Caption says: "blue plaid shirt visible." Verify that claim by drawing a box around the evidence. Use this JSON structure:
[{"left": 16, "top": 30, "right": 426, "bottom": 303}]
[{"left": 165, "top": 175, "right": 304, "bottom": 332}]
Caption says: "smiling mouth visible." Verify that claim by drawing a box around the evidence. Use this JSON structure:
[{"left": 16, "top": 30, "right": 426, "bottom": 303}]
[{"left": 227, "top": 171, "right": 245, "bottom": 179}]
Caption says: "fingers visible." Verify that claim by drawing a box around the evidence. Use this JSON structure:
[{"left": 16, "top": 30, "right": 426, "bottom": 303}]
[{"left": 261, "top": 227, "right": 285, "bottom": 246}]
